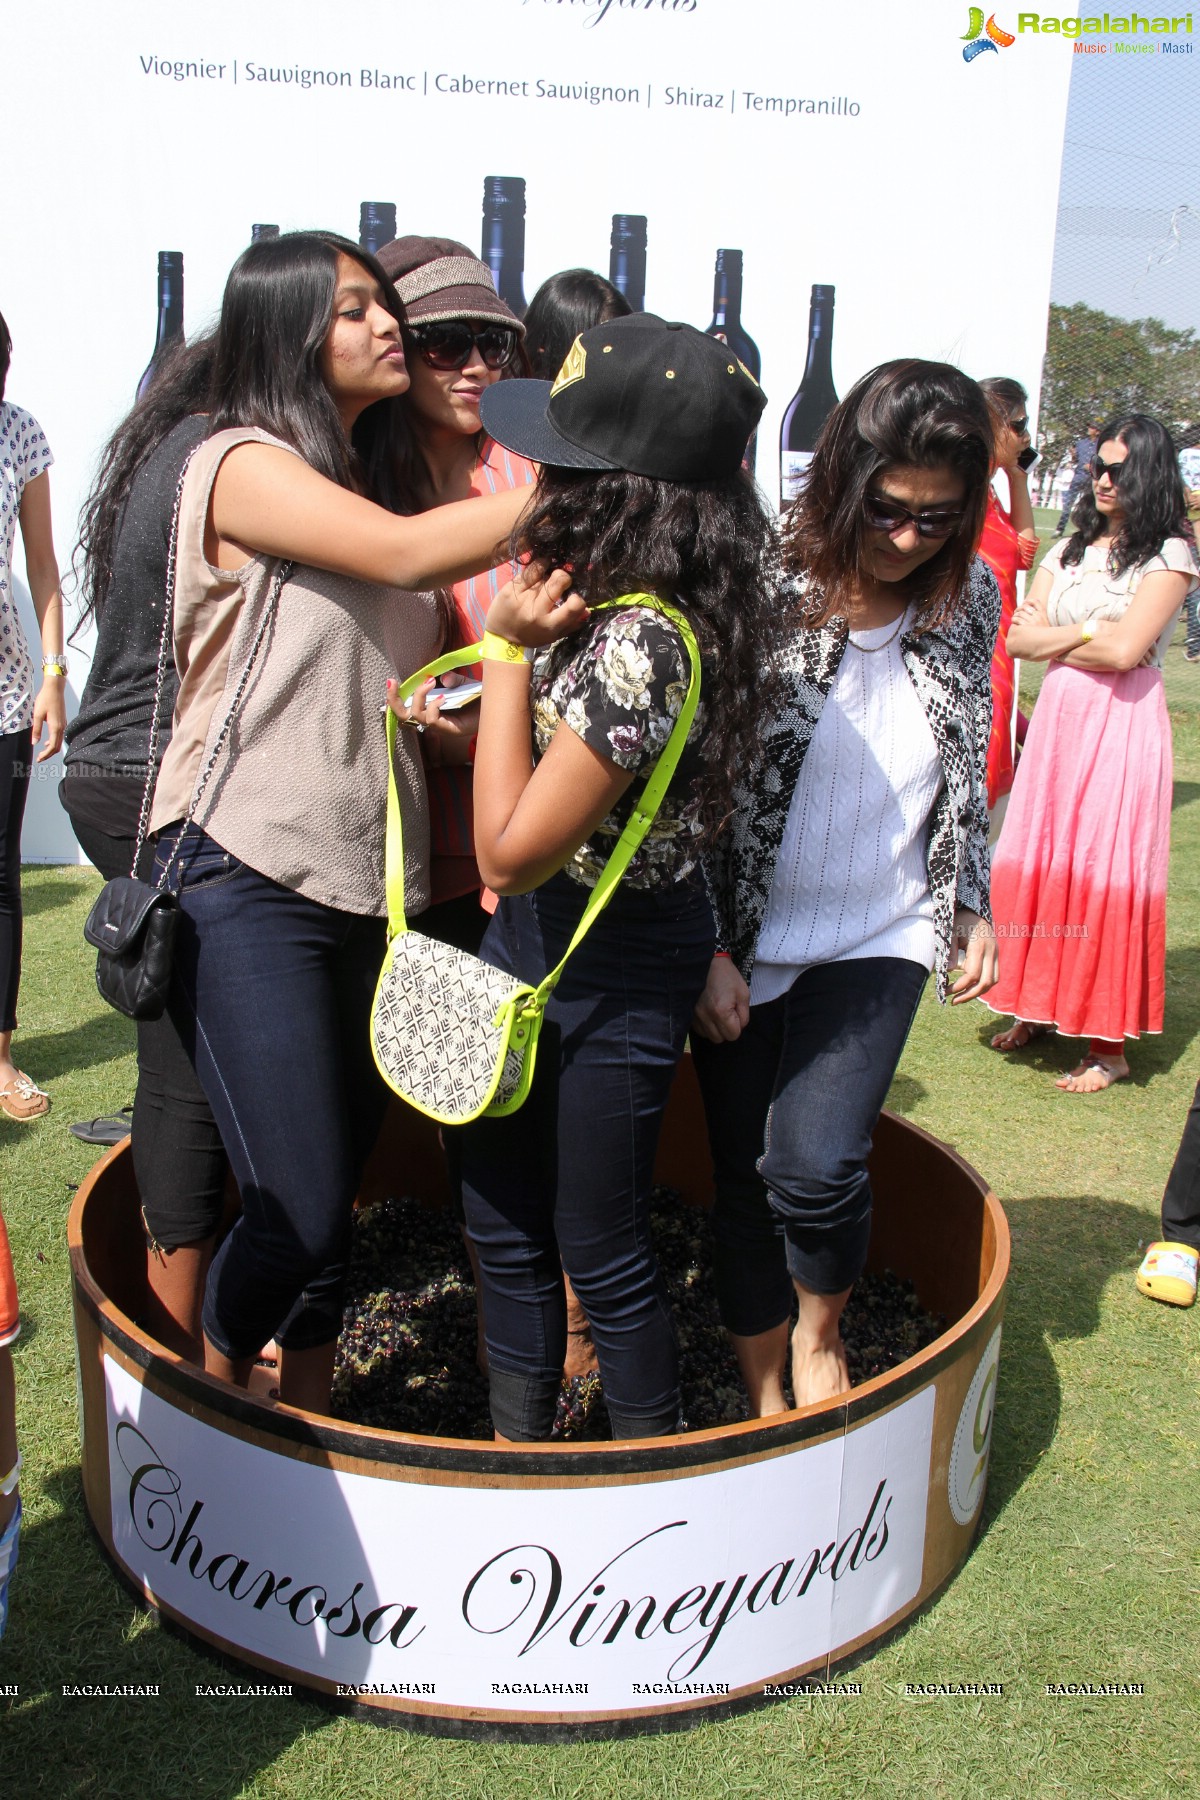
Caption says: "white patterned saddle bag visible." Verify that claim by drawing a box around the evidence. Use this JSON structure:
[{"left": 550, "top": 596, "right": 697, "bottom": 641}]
[{"left": 370, "top": 597, "right": 701, "bottom": 1126}]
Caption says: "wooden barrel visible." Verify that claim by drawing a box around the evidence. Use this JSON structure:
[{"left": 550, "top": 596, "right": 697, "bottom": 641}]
[{"left": 68, "top": 1056, "right": 1008, "bottom": 1738}]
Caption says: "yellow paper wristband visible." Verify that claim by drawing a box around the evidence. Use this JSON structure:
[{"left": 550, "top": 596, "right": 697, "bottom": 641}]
[
  {"left": 1079, "top": 621, "right": 1095, "bottom": 645},
  {"left": 480, "top": 632, "right": 534, "bottom": 665}
]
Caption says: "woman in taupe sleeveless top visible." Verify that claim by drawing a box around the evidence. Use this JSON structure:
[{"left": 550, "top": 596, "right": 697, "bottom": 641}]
[{"left": 150, "top": 233, "right": 532, "bottom": 1412}]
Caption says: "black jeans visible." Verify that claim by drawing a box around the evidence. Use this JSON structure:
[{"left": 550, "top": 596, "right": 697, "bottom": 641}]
[
  {"left": 0, "top": 730, "right": 31, "bottom": 1033},
  {"left": 1162, "top": 1076, "right": 1200, "bottom": 1253},
  {"left": 692, "top": 957, "right": 928, "bottom": 1337},
  {"left": 156, "top": 825, "right": 388, "bottom": 1358},
  {"left": 459, "top": 873, "right": 715, "bottom": 1441},
  {"left": 68, "top": 815, "right": 227, "bottom": 1248}
]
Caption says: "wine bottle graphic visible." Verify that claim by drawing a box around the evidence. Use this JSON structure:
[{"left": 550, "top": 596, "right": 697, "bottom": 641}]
[
  {"left": 704, "top": 249, "right": 761, "bottom": 476},
  {"left": 136, "top": 252, "right": 184, "bottom": 401},
  {"left": 251, "top": 223, "right": 280, "bottom": 243},
  {"left": 359, "top": 202, "right": 397, "bottom": 257},
  {"left": 609, "top": 214, "right": 648, "bottom": 312},
  {"left": 779, "top": 284, "right": 838, "bottom": 507},
  {"left": 481, "top": 176, "right": 527, "bottom": 317}
]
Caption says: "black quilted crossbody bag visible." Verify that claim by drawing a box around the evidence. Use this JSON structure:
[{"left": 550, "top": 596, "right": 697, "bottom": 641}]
[{"left": 83, "top": 449, "right": 289, "bottom": 1018}]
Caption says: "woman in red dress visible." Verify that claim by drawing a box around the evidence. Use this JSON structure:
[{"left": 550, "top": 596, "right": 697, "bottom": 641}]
[{"left": 977, "top": 377, "right": 1039, "bottom": 817}]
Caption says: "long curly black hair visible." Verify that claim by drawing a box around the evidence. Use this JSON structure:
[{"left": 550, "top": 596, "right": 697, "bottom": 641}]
[
  {"left": 516, "top": 465, "right": 784, "bottom": 830},
  {"left": 1062, "top": 413, "right": 1189, "bottom": 576}
]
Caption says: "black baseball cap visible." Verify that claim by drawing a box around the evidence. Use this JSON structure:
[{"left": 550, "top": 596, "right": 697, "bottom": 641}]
[{"left": 480, "top": 312, "right": 766, "bottom": 482}]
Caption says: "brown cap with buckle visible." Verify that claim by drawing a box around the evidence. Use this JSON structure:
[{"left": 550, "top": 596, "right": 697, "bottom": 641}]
[{"left": 376, "top": 235, "right": 524, "bottom": 333}]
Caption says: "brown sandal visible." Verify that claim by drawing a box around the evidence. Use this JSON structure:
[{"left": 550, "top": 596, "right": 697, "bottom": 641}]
[{"left": 0, "top": 1071, "right": 51, "bottom": 1122}]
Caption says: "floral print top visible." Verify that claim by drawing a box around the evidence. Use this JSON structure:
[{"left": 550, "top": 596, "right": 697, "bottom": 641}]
[{"left": 531, "top": 601, "right": 706, "bottom": 890}]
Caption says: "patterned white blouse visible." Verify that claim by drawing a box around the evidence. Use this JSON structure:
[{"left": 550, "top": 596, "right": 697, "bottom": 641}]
[
  {"left": 0, "top": 402, "right": 53, "bottom": 735},
  {"left": 1040, "top": 535, "right": 1198, "bottom": 668}
]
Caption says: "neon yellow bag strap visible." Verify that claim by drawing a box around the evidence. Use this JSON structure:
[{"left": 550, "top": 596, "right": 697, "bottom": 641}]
[
  {"left": 382, "top": 595, "right": 702, "bottom": 965},
  {"left": 528, "top": 597, "right": 701, "bottom": 1005}
]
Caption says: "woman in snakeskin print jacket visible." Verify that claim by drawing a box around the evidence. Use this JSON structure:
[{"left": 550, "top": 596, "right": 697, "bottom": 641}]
[{"left": 694, "top": 359, "right": 1000, "bottom": 1416}]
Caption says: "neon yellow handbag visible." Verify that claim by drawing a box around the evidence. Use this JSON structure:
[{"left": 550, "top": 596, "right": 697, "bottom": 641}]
[{"left": 369, "top": 597, "right": 701, "bottom": 1126}]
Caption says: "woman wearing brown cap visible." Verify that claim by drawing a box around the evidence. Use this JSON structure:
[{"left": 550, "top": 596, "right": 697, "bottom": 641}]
[
  {"left": 375, "top": 236, "right": 534, "bottom": 939},
  {"left": 377, "top": 237, "right": 598, "bottom": 1378}
]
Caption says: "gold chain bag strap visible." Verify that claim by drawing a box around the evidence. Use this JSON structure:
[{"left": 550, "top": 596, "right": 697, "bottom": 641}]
[{"left": 370, "top": 596, "right": 702, "bottom": 1126}]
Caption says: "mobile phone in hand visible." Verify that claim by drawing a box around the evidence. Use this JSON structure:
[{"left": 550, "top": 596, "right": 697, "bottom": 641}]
[{"left": 426, "top": 678, "right": 483, "bottom": 711}]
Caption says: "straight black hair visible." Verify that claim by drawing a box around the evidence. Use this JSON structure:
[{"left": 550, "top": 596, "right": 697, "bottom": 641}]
[
  {"left": 1061, "top": 413, "right": 1189, "bottom": 576},
  {"left": 783, "top": 358, "right": 994, "bottom": 627},
  {"left": 523, "top": 270, "right": 632, "bottom": 381},
  {"left": 979, "top": 375, "right": 1028, "bottom": 432},
  {"left": 207, "top": 230, "right": 416, "bottom": 513},
  {"left": 0, "top": 311, "right": 11, "bottom": 403},
  {"left": 396, "top": 293, "right": 530, "bottom": 510}
]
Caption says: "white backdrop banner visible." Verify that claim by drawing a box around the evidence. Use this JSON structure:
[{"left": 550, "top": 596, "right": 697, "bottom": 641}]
[{"left": 4, "top": 0, "right": 1079, "bottom": 857}]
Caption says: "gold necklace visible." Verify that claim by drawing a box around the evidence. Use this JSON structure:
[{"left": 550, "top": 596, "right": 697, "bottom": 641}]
[{"left": 847, "top": 612, "right": 906, "bottom": 652}]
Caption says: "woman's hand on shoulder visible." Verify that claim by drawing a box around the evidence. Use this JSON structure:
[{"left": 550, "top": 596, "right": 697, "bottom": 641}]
[
  {"left": 691, "top": 956, "right": 751, "bottom": 1043},
  {"left": 948, "top": 908, "right": 999, "bottom": 1004},
  {"left": 485, "top": 565, "right": 588, "bottom": 649}
]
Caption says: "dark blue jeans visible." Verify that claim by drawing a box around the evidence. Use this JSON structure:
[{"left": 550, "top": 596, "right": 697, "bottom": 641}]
[
  {"left": 458, "top": 872, "right": 715, "bottom": 1441},
  {"left": 692, "top": 957, "right": 928, "bottom": 1336},
  {"left": 71, "top": 816, "right": 226, "bottom": 1249},
  {"left": 154, "top": 825, "right": 388, "bottom": 1357}
]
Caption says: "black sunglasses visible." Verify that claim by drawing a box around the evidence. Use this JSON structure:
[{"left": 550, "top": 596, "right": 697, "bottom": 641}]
[
  {"left": 406, "top": 322, "right": 519, "bottom": 372},
  {"left": 1009, "top": 415, "right": 1030, "bottom": 435},
  {"left": 1092, "top": 455, "right": 1126, "bottom": 485},
  {"left": 864, "top": 493, "right": 965, "bottom": 539}
]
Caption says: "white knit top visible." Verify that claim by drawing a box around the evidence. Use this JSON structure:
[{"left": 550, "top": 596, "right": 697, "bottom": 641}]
[{"left": 750, "top": 610, "right": 943, "bottom": 1006}]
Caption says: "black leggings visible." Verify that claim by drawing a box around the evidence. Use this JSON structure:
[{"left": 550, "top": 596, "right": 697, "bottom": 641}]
[
  {"left": 69, "top": 816, "right": 227, "bottom": 1248},
  {"left": 0, "top": 731, "right": 31, "bottom": 1034}
]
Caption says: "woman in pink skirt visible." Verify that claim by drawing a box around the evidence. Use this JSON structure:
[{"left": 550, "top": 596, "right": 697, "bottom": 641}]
[{"left": 988, "top": 414, "right": 1197, "bottom": 1092}]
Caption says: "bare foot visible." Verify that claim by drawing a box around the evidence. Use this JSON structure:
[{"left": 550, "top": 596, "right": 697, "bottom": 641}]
[
  {"left": 790, "top": 1330, "right": 851, "bottom": 1408},
  {"left": 563, "top": 1328, "right": 599, "bottom": 1381},
  {"left": 990, "top": 1020, "right": 1048, "bottom": 1052},
  {"left": 729, "top": 1322, "right": 790, "bottom": 1417},
  {"left": 1055, "top": 1055, "right": 1129, "bottom": 1094},
  {"left": 562, "top": 1275, "right": 598, "bottom": 1380}
]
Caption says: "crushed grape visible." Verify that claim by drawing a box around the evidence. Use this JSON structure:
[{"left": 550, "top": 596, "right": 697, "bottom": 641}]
[{"left": 332, "top": 1189, "right": 944, "bottom": 1441}]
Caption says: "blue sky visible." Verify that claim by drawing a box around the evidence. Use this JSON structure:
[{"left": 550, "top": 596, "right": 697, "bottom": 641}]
[{"left": 1050, "top": 43, "right": 1197, "bottom": 331}]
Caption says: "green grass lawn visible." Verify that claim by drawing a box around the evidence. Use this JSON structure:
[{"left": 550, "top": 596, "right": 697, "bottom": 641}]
[{"left": 3, "top": 639, "right": 1199, "bottom": 1796}]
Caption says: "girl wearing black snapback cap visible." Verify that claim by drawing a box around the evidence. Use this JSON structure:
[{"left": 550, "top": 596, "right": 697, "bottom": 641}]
[{"left": 400, "top": 314, "right": 782, "bottom": 1441}]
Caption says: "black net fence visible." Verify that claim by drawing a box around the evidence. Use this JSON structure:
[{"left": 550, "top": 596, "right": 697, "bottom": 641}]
[{"left": 1036, "top": 41, "right": 1197, "bottom": 511}]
